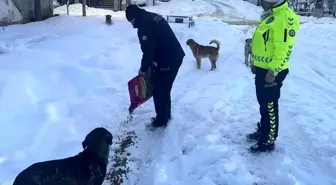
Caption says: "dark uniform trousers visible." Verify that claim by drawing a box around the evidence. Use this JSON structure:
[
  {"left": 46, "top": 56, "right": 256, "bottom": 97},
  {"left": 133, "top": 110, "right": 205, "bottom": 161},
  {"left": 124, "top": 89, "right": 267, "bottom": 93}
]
[
  {"left": 255, "top": 67, "right": 289, "bottom": 144},
  {"left": 151, "top": 57, "right": 183, "bottom": 122}
]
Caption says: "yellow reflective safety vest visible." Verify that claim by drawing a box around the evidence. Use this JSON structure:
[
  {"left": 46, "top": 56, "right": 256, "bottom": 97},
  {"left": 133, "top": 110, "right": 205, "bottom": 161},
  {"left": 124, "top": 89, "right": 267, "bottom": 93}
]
[{"left": 251, "top": 1, "right": 300, "bottom": 76}]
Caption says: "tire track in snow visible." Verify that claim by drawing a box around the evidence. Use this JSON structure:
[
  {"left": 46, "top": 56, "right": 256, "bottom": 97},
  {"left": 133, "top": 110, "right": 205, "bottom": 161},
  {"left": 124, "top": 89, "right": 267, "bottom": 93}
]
[
  {"left": 197, "top": 0, "right": 225, "bottom": 18},
  {"left": 198, "top": 0, "right": 259, "bottom": 26},
  {"left": 201, "top": 0, "right": 249, "bottom": 20},
  {"left": 208, "top": 0, "right": 236, "bottom": 10}
]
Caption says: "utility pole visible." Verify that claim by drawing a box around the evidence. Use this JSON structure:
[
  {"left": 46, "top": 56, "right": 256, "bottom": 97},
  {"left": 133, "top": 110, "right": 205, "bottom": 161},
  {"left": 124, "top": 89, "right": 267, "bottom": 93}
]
[
  {"left": 121, "top": 0, "right": 127, "bottom": 10},
  {"left": 67, "top": 0, "right": 70, "bottom": 15},
  {"left": 35, "top": 0, "right": 42, "bottom": 21},
  {"left": 146, "top": 0, "right": 154, "bottom": 6},
  {"left": 82, "top": 0, "right": 87, "bottom": 16},
  {"left": 114, "top": 0, "right": 120, "bottom": 11}
]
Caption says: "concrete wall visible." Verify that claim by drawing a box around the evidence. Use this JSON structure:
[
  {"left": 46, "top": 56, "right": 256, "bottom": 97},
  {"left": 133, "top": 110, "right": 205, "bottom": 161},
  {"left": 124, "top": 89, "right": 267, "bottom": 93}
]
[
  {"left": 1, "top": 0, "right": 54, "bottom": 25},
  {"left": 40, "top": 0, "right": 54, "bottom": 20},
  {"left": 12, "top": 0, "right": 53, "bottom": 22},
  {"left": 0, "top": 0, "right": 23, "bottom": 26},
  {"left": 325, "top": 0, "right": 336, "bottom": 11},
  {"left": 243, "top": 0, "right": 260, "bottom": 6},
  {"left": 12, "top": 0, "right": 35, "bottom": 22}
]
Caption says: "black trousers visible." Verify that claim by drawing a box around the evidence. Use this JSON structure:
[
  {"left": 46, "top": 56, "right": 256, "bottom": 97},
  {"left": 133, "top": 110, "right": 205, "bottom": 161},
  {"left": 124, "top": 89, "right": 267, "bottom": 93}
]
[
  {"left": 255, "top": 67, "right": 289, "bottom": 144},
  {"left": 151, "top": 57, "right": 183, "bottom": 122}
]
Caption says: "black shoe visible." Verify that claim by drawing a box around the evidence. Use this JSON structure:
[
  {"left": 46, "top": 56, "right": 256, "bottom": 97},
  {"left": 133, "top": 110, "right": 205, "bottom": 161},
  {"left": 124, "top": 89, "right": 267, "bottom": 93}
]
[
  {"left": 151, "top": 117, "right": 168, "bottom": 128},
  {"left": 151, "top": 115, "right": 171, "bottom": 122},
  {"left": 246, "top": 122, "right": 262, "bottom": 141},
  {"left": 249, "top": 141, "right": 275, "bottom": 153},
  {"left": 246, "top": 130, "right": 262, "bottom": 141}
]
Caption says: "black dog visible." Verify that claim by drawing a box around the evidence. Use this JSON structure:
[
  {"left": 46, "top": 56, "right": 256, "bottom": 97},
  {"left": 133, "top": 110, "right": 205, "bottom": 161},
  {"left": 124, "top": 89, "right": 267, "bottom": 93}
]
[{"left": 13, "top": 127, "right": 113, "bottom": 185}]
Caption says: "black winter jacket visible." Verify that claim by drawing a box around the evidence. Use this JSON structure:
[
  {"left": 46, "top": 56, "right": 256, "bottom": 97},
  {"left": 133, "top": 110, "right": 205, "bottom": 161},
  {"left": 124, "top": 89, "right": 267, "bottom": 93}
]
[{"left": 133, "top": 10, "right": 185, "bottom": 72}]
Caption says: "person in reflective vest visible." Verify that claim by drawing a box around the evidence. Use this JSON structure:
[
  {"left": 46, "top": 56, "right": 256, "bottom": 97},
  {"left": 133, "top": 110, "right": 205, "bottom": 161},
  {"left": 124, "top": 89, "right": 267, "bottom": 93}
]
[{"left": 247, "top": 0, "right": 300, "bottom": 153}]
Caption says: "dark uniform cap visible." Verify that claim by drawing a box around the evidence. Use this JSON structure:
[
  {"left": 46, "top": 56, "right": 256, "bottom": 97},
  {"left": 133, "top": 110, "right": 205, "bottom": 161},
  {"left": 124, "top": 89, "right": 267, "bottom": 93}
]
[{"left": 125, "top": 4, "right": 143, "bottom": 22}]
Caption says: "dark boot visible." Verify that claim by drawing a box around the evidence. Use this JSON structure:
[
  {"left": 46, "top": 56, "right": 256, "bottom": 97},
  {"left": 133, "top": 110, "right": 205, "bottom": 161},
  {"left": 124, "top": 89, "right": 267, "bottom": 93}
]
[
  {"left": 151, "top": 115, "right": 171, "bottom": 122},
  {"left": 249, "top": 141, "right": 275, "bottom": 153},
  {"left": 150, "top": 117, "right": 169, "bottom": 128},
  {"left": 246, "top": 122, "right": 263, "bottom": 141}
]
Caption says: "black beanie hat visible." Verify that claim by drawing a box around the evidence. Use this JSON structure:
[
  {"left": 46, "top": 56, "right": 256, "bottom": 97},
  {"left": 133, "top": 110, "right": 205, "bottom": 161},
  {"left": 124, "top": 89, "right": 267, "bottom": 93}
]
[{"left": 125, "top": 4, "right": 142, "bottom": 22}]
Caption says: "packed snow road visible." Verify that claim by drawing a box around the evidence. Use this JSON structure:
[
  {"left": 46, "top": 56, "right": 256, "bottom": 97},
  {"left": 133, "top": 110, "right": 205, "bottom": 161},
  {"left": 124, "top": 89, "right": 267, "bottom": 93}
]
[{"left": 200, "top": 0, "right": 262, "bottom": 21}]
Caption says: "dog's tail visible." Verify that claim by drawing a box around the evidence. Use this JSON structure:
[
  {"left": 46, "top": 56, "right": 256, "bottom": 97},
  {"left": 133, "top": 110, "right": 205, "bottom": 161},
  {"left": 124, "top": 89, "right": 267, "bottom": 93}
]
[{"left": 209, "top": 39, "right": 220, "bottom": 51}]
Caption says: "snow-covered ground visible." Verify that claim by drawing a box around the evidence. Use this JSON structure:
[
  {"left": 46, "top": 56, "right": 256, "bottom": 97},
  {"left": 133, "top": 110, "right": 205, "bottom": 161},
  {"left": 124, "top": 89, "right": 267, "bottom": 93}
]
[
  {"left": 1, "top": 0, "right": 336, "bottom": 185},
  {"left": 54, "top": 0, "right": 217, "bottom": 17},
  {"left": 199, "top": 0, "right": 262, "bottom": 21}
]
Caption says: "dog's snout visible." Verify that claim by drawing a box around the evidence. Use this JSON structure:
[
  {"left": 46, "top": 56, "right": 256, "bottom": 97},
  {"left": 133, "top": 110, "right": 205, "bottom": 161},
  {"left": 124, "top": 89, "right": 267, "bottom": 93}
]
[
  {"left": 186, "top": 39, "right": 192, "bottom": 45},
  {"left": 106, "top": 134, "right": 113, "bottom": 146},
  {"left": 107, "top": 139, "right": 112, "bottom": 146}
]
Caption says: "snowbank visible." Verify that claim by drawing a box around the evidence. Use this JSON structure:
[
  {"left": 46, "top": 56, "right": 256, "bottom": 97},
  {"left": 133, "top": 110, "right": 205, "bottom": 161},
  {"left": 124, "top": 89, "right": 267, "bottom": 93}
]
[
  {"left": 54, "top": 0, "right": 216, "bottom": 17},
  {"left": 144, "top": 0, "right": 216, "bottom": 16},
  {"left": 0, "top": 0, "right": 23, "bottom": 25},
  {"left": 54, "top": 4, "right": 125, "bottom": 17},
  {"left": 299, "top": 15, "right": 336, "bottom": 23},
  {"left": 0, "top": 16, "right": 138, "bottom": 185}
]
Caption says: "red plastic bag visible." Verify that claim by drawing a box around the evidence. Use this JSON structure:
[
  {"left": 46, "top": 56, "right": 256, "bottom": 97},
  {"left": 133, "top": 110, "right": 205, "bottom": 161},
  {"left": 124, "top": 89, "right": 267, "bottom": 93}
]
[{"left": 127, "top": 69, "right": 153, "bottom": 114}]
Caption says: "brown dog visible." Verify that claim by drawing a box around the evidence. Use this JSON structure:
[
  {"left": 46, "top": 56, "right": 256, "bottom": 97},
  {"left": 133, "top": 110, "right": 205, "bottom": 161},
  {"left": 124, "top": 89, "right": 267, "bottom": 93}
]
[{"left": 186, "top": 39, "right": 220, "bottom": 71}]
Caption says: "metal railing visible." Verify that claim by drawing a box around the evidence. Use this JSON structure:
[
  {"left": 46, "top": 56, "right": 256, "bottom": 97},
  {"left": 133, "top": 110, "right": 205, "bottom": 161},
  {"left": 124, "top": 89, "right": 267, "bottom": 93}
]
[{"left": 288, "top": 0, "right": 335, "bottom": 17}]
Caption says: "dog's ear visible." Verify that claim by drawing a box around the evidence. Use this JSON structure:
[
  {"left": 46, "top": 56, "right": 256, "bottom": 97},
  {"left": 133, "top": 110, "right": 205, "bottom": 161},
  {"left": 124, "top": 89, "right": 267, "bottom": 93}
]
[
  {"left": 245, "top": 38, "right": 252, "bottom": 43},
  {"left": 82, "top": 134, "right": 91, "bottom": 149},
  {"left": 82, "top": 140, "right": 87, "bottom": 149}
]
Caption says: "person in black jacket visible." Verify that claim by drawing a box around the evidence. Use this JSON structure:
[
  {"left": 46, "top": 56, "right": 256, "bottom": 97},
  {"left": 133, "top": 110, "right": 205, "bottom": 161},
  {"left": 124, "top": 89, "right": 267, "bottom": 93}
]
[{"left": 125, "top": 5, "right": 185, "bottom": 128}]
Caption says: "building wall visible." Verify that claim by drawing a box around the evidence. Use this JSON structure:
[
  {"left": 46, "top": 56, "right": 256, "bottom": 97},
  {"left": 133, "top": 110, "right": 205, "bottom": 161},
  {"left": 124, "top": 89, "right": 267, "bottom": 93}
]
[
  {"left": 40, "top": 0, "right": 53, "bottom": 20},
  {"left": 7, "top": 0, "right": 54, "bottom": 24},
  {"left": 243, "top": 0, "right": 260, "bottom": 6},
  {"left": 12, "top": 0, "right": 35, "bottom": 22},
  {"left": 0, "top": 0, "right": 24, "bottom": 26},
  {"left": 325, "top": 0, "right": 336, "bottom": 11}
]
